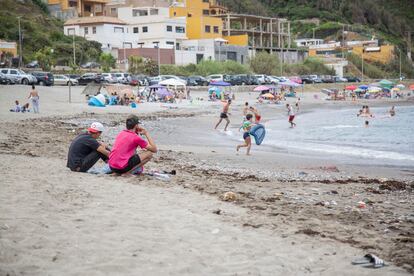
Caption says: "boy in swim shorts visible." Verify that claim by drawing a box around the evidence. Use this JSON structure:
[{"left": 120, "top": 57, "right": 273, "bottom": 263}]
[
  {"left": 286, "top": 103, "right": 296, "bottom": 128},
  {"left": 215, "top": 99, "right": 231, "bottom": 131}
]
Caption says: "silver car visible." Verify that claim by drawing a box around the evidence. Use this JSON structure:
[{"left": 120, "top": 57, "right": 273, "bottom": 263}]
[
  {"left": 54, "top": 74, "right": 78, "bottom": 86},
  {"left": 0, "top": 68, "right": 37, "bottom": 85}
]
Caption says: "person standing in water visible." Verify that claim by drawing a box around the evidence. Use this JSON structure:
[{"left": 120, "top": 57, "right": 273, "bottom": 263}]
[
  {"left": 286, "top": 103, "right": 296, "bottom": 128},
  {"left": 215, "top": 99, "right": 231, "bottom": 131},
  {"left": 389, "top": 106, "right": 396, "bottom": 117},
  {"left": 249, "top": 106, "right": 261, "bottom": 123},
  {"left": 237, "top": 114, "right": 253, "bottom": 155},
  {"left": 243, "top": 102, "right": 250, "bottom": 116},
  {"left": 28, "top": 85, "right": 39, "bottom": 113}
]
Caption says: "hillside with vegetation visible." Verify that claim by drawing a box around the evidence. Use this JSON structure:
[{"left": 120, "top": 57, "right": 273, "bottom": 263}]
[
  {"left": 0, "top": 0, "right": 102, "bottom": 68},
  {"left": 222, "top": 0, "right": 414, "bottom": 78}
]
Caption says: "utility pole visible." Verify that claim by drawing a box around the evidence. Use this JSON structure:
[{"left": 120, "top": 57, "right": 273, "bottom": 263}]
[
  {"left": 398, "top": 48, "right": 402, "bottom": 80},
  {"left": 18, "top": 17, "right": 22, "bottom": 68},
  {"left": 72, "top": 28, "right": 76, "bottom": 66},
  {"left": 361, "top": 50, "right": 364, "bottom": 82},
  {"left": 407, "top": 31, "right": 412, "bottom": 61},
  {"left": 153, "top": 41, "right": 160, "bottom": 76}
]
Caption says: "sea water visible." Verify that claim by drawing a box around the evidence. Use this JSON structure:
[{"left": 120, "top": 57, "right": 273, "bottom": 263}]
[{"left": 263, "top": 106, "right": 414, "bottom": 167}]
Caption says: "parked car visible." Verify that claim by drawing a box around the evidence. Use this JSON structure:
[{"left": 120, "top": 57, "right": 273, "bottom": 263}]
[
  {"left": 31, "top": 71, "right": 54, "bottom": 86},
  {"left": 0, "top": 72, "right": 15, "bottom": 85},
  {"left": 344, "top": 76, "right": 361, "bottom": 82},
  {"left": 66, "top": 74, "right": 81, "bottom": 81},
  {"left": 320, "top": 75, "right": 335, "bottom": 83},
  {"left": 53, "top": 74, "right": 78, "bottom": 86},
  {"left": 300, "top": 75, "right": 314, "bottom": 84},
  {"left": 206, "top": 74, "right": 225, "bottom": 83},
  {"left": 80, "top": 62, "right": 101, "bottom": 69},
  {"left": 187, "top": 75, "right": 208, "bottom": 86},
  {"left": 267, "top": 76, "right": 280, "bottom": 84},
  {"left": 101, "top": 73, "right": 117, "bottom": 84},
  {"left": 111, "top": 72, "right": 131, "bottom": 84},
  {"left": 130, "top": 74, "right": 149, "bottom": 86},
  {"left": 78, "top": 73, "right": 103, "bottom": 85},
  {"left": 254, "top": 74, "right": 269, "bottom": 84},
  {"left": 224, "top": 75, "right": 246, "bottom": 86},
  {"left": 0, "top": 68, "right": 37, "bottom": 85},
  {"left": 333, "top": 76, "right": 348, "bottom": 83},
  {"left": 308, "top": 75, "right": 322, "bottom": 83},
  {"left": 26, "top": 60, "right": 40, "bottom": 68}
]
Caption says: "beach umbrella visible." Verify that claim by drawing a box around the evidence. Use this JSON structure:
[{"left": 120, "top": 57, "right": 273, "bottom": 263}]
[
  {"left": 354, "top": 88, "right": 363, "bottom": 93},
  {"left": 391, "top": 87, "right": 400, "bottom": 92},
  {"left": 208, "top": 86, "right": 222, "bottom": 97},
  {"left": 261, "top": 93, "right": 275, "bottom": 99},
  {"left": 209, "top": 80, "right": 231, "bottom": 86},
  {"left": 410, "top": 84, "right": 414, "bottom": 91},
  {"left": 368, "top": 86, "right": 382, "bottom": 93},
  {"left": 359, "top": 85, "right": 369, "bottom": 90},
  {"left": 345, "top": 85, "right": 357, "bottom": 91},
  {"left": 254, "top": 85, "right": 271, "bottom": 92},
  {"left": 382, "top": 88, "right": 391, "bottom": 92},
  {"left": 396, "top": 84, "right": 405, "bottom": 89}
]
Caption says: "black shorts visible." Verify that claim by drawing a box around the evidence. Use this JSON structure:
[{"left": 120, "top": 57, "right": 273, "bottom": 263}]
[
  {"left": 243, "top": 132, "right": 250, "bottom": 140},
  {"left": 220, "top": 112, "right": 228, "bottom": 119},
  {"left": 110, "top": 154, "right": 141, "bottom": 174}
]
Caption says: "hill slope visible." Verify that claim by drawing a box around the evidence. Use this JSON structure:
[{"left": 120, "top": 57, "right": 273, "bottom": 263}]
[{"left": 0, "top": 0, "right": 101, "bottom": 66}]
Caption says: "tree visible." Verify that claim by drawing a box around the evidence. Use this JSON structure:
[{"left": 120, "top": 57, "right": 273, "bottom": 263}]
[
  {"left": 128, "top": 56, "right": 158, "bottom": 76},
  {"left": 34, "top": 47, "right": 54, "bottom": 71},
  {"left": 99, "top": 53, "right": 116, "bottom": 72},
  {"left": 249, "top": 52, "right": 280, "bottom": 75}
]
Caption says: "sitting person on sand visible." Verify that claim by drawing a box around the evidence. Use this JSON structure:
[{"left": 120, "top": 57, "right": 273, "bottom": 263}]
[
  {"left": 10, "top": 100, "right": 22, "bottom": 112},
  {"left": 109, "top": 115, "right": 157, "bottom": 175},
  {"left": 67, "top": 122, "right": 110, "bottom": 172}
]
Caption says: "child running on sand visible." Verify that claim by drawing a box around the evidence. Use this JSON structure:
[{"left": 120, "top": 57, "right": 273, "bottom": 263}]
[
  {"left": 215, "top": 99, "right": 231, "bottom": 131},
  {"left": 237, "top": 114, "right": 254, "bottom": 155}
]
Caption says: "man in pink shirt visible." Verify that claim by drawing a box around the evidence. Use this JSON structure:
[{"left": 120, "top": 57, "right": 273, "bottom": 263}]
[{"left": 109, "top": 115, "right": 157, "bottom": 174}]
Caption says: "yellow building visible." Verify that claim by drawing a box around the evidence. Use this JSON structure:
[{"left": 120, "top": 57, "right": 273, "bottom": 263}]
[
  {"left": 169, "top": 0, "right": 248, "bottom": 46},
  {"left": 0, "top": 40, "right": 17, "bottom": 57},
  {"left": 352, "top": 45, "right": 395, "bottom": 64},
  {"left": 47, "top": 0, "right": 108, "bottom": 17}
]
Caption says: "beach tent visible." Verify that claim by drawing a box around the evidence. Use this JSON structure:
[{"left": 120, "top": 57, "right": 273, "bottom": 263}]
[
  {"left": 359, "top": 85, "right": 369, "bottom": 90},
  {"left": 208, "top": 86, "right": 222, "bottom": 97},
  {"left": 88, "top": 94, "right": 106, "bottom": 107},
  {"left": 156, "top": 87, "right": 173, "bottom": 97},
  {"left": 345, "top": 85, "right": 357, "bottom": 90},
  {"left": 149, "top": 84, "right": 164, "bottom": 89},
  {"left": 379, "top": 79, "right": 394, "bottom": 89},
  {"left": 209, "top": 81, "right": 231, "bottom": 86},
  {"left": 368, "top": 86, "right": 382, "bottom": 93},
  {"left": 254, "top": 85, "right": 271, "bottom": 92},
  {"left": 159, "top": 78, "right": 186, "bottom": 88}
]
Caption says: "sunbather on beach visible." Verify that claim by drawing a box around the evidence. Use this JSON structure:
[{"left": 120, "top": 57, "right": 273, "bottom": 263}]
[
  {"left": 109, "top": 115, "right": 157, "bottom": 175},
  {"left": 237, "top": 114, "right": 254, "bottom": 155},
  {"left": 215, "top": 99, "right": 231, "bottom": 131},
  {"left": 67, "top": 122, "right": 110, "bottom": 172}
]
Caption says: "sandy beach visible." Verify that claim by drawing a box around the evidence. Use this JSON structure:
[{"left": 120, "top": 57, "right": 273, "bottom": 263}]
[{"left": 0, "top": 84, "right": 413, "bottom": 275}]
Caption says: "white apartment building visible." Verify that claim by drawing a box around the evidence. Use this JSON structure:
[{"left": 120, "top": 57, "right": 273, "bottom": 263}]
[
  {"left": 295, "top": 38, "right": 324, "bottom": 48},
  {"left": 63, "top": 16, "right": 136, "bottom": 56},
  {"left": 116, "top": 6, "right": 187, "bottom": 49}
]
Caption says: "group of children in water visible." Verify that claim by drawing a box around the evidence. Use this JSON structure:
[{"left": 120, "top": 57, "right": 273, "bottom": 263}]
[{"left": 357, "top": 105, "right": 396, "bottom": 127}]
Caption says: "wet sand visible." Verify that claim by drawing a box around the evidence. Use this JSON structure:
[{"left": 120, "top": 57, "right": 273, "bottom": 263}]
[{"left": 0, "top": 85, "right": 413, "bottom": 275}]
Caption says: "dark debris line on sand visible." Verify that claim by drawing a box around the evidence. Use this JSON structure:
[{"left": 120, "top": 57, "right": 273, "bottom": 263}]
[{"left": 0, "top": 114, "right": 413, "bottom": 273}]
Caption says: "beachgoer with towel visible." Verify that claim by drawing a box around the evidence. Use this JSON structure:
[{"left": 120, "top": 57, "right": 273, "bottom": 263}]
[
  {"left": 109, "top": 115, "right": 157, "bottom": 175},
  {"left": 67, "top": 122, "right": 110, "bottom": 172},
  {"left": 28, "top": 85, "right": 39, "bottom": 113}
]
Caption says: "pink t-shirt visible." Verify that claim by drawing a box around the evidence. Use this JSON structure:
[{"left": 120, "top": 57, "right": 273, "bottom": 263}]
[{"left": 109, "top": 130, "right": 148, "bottom": 169}]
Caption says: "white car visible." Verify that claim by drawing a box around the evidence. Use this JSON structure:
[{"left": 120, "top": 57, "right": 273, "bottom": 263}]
[
  {"left": 54, "top": 74, "right": 78, "bottom": 86},
  {"left": 112, "top": 72, "right": 131, "bottom": 84},
  {"left": 101, "top": 73, "right": 117, "bottom": 83},
  {"left": 267, "top": 76, "right": 280, "bottom": 84},
  {"left": 206, "top": 74, "right": 225, "bottom": 82},
  {"left": 0, "top": 68, "right": 37, "bottom": 85},
  {"left": 254, "top": 74, "right": 269, "bottom": 84}
]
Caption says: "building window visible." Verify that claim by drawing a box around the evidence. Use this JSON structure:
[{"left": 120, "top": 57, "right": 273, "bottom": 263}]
[
  {"left": 114, "top": 27, "right": 124, "bottom": 33},
  {"left": 175, "top": 26, "right": 185, "bottom": 33},
  {"left": 150, "top": 8, "right": 158, "bottom": 15},
  {"left": 92, "top": 26, "right": 96, "bottom": 34},
  {"left": 67, "top": 28, "right": 75, "bottom": 35},
  {"left": 203, "top": 9, "right": 209, "bottom": 15},
  {"left": 133, "top": 9, "right": 148, "bottom": 17},
  {"left": 110, "top": 8, "right": 117, "bottom": 16},
  {"left": 133, "top": 27, "right": 139, "bottom": 33},
  {"left": 176, "top": 43, "right": 180, "bottom": 50},
  {"left": 84, "top": 27, "right": 88, "bottom": 34},
  {"left": 187, "top": 13, "right": 192, "bottom": 17},
  {"left": 166, "top": 25, "right": 173, "bottom": 32},
  {"left": 205, "top": 25, "right": 211, "bottom": 33},
  {"left": 142, "top": 26, "right": 148, "bottom": 33},
  {"left": 166, "top": 41, "right": 174, "bottom": 48},
  {"left": 203, "top": 0, "right": 209, "bottom": 2},
  {"left": 213, "top": 26, "right": 219, "bottom": 33}
]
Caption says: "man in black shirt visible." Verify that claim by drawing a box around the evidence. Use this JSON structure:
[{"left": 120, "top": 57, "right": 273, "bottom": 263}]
[{"left": 67, "top": 122, "right": 110, "bottom": 172}]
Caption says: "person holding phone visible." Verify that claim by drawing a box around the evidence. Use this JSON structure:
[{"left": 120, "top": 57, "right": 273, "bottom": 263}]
[{"left": 109, "top": 115, "right": 157, "bottom": 175}]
